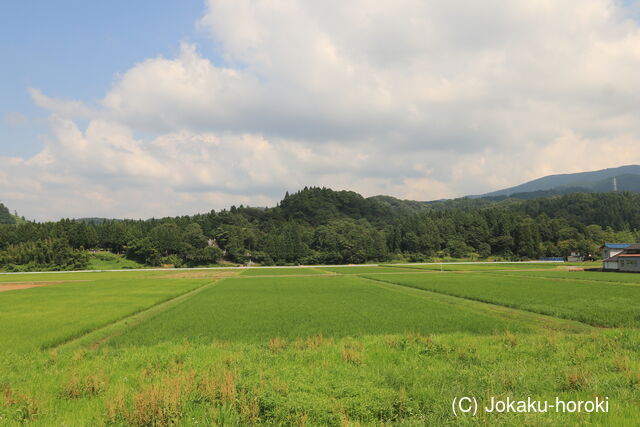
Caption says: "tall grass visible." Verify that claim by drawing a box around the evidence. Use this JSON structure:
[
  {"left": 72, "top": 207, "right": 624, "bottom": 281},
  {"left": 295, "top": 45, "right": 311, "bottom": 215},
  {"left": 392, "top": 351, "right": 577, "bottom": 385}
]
[{"left": 1, "top": 330, "right": 638, "bottom": 425}]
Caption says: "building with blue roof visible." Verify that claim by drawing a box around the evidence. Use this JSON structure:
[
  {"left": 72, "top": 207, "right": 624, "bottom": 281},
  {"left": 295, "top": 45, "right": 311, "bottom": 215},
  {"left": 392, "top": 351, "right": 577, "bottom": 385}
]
[{"left": 601, "top": 243, "right": 632, "bottom": 261}]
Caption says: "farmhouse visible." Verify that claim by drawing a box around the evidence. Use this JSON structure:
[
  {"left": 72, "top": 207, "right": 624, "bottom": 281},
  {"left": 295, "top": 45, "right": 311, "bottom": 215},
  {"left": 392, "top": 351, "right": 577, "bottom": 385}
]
[
  {"left": 601, "top": 243, "right": 631, "bottom": 260},
  {"left": 603, "top": 243, "right": 640, "bottom": 272}
]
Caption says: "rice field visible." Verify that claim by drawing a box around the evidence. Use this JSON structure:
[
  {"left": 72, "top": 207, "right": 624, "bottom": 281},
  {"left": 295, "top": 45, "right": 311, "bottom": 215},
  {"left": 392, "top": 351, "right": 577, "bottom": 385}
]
[
  {"left": 109, "top": 275, "right": 530, "bottom": 347},
  {"left": 239, "top": 267, "right": 329, "bottom": 276},
  {"left": 0, "top": 272, "right": 213, "bottom": 352},
  {"left": 0, "top": 263, "right": 638, "bottom": 425},
  {"left": 386, "top": 262, "right": 568, "bottom": 271},
  {"left": 316, "top": 265, "right": 419, "bottom": 274},
  {"left": 364, "top": 272, "right": 640, "bottom": 327},
  {"left": 490, "top": 269, "right": 640, "bottom": 284}
]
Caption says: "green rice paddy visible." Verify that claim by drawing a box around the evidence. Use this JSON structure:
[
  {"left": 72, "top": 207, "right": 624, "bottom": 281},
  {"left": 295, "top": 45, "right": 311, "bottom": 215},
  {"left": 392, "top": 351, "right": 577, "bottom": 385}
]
[
  {"left": 0, "top": 264, "right": 638, "bottom": 425},
  {"left": 364, "top": 272, "right": 640, "bottom": 327},
  {"left": 239, "top": 267, "right": 329, "bottom": 276},
  {"left": 109, "top": 275, "right": 528, "bottom": 347}
]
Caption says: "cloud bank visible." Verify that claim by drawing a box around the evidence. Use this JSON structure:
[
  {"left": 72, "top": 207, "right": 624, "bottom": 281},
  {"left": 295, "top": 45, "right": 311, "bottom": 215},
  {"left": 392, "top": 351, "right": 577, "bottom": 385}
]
[{"left": 3, "top": 0, "right": 640, "bottom": 220}]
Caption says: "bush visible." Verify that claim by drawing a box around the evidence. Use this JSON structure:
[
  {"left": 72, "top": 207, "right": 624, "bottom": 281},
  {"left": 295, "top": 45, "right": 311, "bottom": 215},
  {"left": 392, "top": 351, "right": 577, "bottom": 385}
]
[{"left": 160, "top": 255, "right": 183, "bottom": 268}]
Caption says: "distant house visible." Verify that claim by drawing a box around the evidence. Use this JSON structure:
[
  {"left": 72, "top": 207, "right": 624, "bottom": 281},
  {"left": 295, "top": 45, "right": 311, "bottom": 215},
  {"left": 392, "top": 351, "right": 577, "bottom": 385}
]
[
  {"left": 601, "top": 243, "right": 631, "bottom": 260},
  {"left": 603, "top": 243, "right": 640, "bottom": 272},
  {"left": 567, "top": 251, "right": 584, "bottom": 262}
]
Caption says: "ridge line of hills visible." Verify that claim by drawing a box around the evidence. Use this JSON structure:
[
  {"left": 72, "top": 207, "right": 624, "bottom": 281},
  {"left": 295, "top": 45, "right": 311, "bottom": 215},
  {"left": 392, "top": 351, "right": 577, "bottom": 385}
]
[
  {"left": 471, "top": 164, "right": 640, "bottom": 199},
  {"left": 2, "top": 184, "right": 640, "bottom": 272},
  {"left": 3, "top": 165, "right": 640, "bottom": 224}
]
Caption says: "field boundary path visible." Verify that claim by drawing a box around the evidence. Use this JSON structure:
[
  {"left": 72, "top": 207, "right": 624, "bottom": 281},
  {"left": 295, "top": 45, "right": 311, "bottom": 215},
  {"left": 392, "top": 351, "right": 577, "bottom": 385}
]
[
  {"left": 0, "top": 261, "right": 564, "bottom": 275},
  {"left": 53, "top": 279, "right": 225, "bottom": 352},
  {"left": 358, "top": 275, "right": 594, "bottom": 333}
]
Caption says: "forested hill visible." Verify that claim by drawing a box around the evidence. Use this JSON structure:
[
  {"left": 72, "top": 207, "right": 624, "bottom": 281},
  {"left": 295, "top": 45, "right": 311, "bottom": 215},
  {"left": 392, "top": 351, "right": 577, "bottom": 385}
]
[
  {"left": 1, "top": 188, "right": 640, "bottom": 271},
  {"left": 0, "top": 203, "right": 16, "bottom": 225}
]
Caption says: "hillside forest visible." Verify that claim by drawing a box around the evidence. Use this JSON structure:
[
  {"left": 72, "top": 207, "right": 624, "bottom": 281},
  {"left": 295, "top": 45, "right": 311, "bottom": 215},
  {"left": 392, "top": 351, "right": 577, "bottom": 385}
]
[{"left": 1, "top": 188, "right": 640, "bottom": 271}]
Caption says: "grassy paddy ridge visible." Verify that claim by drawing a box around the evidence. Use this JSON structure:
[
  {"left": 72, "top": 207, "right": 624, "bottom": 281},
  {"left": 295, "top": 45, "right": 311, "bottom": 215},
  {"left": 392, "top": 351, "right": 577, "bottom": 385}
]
[{"left": 0, "top": 265, "right": 639, "bottom": 425}]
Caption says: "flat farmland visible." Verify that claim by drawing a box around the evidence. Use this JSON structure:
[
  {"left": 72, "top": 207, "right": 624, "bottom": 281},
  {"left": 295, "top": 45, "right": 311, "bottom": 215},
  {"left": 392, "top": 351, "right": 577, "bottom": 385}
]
[
  {"left": 0, "top": 271, "right": 214, "bottom": 352},
  {"left": 490, "top": 269, "right": 640, "bottom": 284},
  {"left": 0, "top": 266, "right": 639, "bottom": 425},
  {"left": 365, "top": 272, "right": 640, "bottom": 327},
  {"left": 109, "top": 275, "right": 529, "bottom": 347},
  {"left": 239, "top": 267, "right": 329, "bottom": 276},
  {"left": 389, "top": 262, "right": 566, "bottom": 271},
  {"left": 317, "top": 265, "right": 419, "bottom": 274}
]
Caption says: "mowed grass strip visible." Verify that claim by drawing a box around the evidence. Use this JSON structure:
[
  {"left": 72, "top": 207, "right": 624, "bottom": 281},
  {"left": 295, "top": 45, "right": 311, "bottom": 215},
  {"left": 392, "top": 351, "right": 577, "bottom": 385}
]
[
  {"left": 239, "top": 267, "right": 329, "bottom": 276},
  {"left": 0, "top": 273, "right": 211, "bottom": 352},
  {"left": 364, "top": 272, "right": 640, "bottom": 327},
  {"left": 110, "top": 276, "right": 528, "bottom": 347}
]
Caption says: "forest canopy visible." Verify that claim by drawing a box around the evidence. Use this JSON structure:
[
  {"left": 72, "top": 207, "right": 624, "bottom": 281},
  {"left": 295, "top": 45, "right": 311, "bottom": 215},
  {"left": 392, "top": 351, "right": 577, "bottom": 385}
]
[{"left": 1, "top": 188, "right": 639, "bottom": 271}]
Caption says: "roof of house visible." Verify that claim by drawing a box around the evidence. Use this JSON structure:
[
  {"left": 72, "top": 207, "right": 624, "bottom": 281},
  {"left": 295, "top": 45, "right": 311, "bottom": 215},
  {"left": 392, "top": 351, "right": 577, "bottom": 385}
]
[
  {"left": 617, "top": 254, "right": 640, "bottom": 258},
  {"left": 602, "top": 243, "right": 632, "bottom": 249},
  {"left": 627, "top": 243, "right": 640, "bottom": 250}
]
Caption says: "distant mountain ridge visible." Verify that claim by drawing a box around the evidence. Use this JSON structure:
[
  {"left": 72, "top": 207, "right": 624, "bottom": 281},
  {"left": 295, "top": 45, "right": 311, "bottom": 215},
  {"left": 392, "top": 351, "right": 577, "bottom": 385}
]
[
  {"left": 5, "top": 166, "right": 640, "bottom": 224},
  {"left": 473, "top": 165, "right": 640, "bottom": 198}
]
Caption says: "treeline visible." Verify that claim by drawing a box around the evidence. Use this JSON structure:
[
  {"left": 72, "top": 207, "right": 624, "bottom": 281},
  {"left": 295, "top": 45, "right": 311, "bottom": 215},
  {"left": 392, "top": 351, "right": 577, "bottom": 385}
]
[
  {"left": 0, "top": 203, "right": 15, "bottom": 225},
  {"left": 1, "top": 188, "right": 639, "bottom": 271}
]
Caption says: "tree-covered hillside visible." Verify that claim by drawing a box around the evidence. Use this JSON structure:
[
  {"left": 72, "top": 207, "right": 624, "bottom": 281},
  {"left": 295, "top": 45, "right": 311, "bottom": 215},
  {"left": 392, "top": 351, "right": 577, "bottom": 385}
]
[
  {"left": 1, "top": 188, "right": 639, "bottom": 271},
  {"left": 0, "top": 203, "right": 16, "bottom": 225}
]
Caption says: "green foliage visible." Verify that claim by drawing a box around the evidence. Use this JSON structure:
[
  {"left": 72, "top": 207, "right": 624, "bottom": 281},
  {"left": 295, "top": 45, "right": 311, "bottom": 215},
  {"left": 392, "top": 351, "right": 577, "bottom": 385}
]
[
  {"left": 0, "top": 202, "right": 16, "bottom": 224},
  {"left": 0, "top": 238, "right": 89, "bottom": 271},
  {"left": 87, "top": 251, "right": 144, "bottom": 270},
  {"left": 3, "top": 188, "right": 640, "bottom": 271}
]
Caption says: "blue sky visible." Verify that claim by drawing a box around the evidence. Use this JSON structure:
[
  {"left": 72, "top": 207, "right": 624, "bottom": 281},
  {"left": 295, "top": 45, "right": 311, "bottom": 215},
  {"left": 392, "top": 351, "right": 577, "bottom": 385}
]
[
  {"left": 0, "top": 0, "right": 211, "bottom": 157},
  {"left": 2, "top": 1, "right": 640, "bottom": 220}
]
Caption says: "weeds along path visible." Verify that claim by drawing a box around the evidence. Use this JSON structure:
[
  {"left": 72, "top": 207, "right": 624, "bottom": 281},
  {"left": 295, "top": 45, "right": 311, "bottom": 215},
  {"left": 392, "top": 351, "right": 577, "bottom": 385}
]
[
  {"left": 357, "top": 275, "right": 594, "bottom": 333},
  {"left": 54, "top": 279, "right": 226, "bottom": 352}
]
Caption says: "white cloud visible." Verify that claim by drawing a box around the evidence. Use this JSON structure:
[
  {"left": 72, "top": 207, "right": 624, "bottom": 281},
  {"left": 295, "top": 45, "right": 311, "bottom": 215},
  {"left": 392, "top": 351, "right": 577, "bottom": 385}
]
[
  {"left": 3, "top": 0, "right": 640, "bottom": 220},
  {"left": 28, "top": 89, "right": 95, "bottom": 119}
]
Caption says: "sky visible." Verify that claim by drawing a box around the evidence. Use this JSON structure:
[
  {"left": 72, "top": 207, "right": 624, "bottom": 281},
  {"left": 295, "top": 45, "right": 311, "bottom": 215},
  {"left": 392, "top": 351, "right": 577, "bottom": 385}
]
[{"left": 2, "top": 0, "right": 640, "bottom": 221}]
